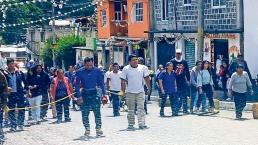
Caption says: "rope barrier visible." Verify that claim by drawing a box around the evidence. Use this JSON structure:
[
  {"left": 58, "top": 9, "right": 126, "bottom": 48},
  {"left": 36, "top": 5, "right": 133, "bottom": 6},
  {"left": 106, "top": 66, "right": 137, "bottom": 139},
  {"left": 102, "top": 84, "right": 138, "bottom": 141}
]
[{"left": 4, "top": 93, "right": 76, "bottom": 112}]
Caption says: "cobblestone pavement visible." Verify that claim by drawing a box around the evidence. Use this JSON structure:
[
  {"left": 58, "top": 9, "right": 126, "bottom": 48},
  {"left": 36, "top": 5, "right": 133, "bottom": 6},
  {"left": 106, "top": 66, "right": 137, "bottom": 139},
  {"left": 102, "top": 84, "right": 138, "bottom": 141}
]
[{"left": 4, "top": 101, "right": 258, "bottom": 145}]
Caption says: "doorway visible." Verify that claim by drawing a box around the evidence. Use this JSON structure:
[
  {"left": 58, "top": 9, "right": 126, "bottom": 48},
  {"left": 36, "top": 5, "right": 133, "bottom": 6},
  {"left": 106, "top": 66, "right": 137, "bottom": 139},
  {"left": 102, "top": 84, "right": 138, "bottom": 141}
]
[
  {"left": 157, "top": 39, "right": 175, "bottom": 67},
  {"left": 212, "top": 39, "right": 229, "bottom": 65}
]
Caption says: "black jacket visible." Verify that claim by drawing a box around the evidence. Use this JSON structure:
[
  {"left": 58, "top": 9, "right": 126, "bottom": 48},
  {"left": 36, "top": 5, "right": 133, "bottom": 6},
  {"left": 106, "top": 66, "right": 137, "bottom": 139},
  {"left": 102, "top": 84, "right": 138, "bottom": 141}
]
[{"left": 170, "top": 58, "right": 190, "bottom": 90}]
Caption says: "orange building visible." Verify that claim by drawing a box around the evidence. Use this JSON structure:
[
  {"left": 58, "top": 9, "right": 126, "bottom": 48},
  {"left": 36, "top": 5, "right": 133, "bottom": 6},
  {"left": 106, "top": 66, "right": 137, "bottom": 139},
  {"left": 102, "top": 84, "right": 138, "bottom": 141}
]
[{"left": 96, "top": 0, "right": 150, "bottom": 67}]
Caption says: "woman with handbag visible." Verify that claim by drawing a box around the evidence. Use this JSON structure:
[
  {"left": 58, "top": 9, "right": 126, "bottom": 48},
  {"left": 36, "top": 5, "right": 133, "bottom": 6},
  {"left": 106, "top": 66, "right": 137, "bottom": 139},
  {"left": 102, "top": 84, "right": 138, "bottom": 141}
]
[
  {"left": 196, "top": 60, "right": 219, "bottom": 114},
  {"left": 228, "top": 64, "right": 253, "bottom": 119}
]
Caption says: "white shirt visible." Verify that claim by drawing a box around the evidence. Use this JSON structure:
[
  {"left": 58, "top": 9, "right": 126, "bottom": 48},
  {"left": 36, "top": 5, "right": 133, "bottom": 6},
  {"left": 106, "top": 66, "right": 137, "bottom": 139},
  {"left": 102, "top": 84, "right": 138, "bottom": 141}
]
[
  {"left": 104, "top": 71, "right": 111, "bottom": 83},
  {"left": 121, "top": 64, "right": 149, "bottom": 93},
  {"left": 107, "top": 71, "right": 122, "bottom": 91}
]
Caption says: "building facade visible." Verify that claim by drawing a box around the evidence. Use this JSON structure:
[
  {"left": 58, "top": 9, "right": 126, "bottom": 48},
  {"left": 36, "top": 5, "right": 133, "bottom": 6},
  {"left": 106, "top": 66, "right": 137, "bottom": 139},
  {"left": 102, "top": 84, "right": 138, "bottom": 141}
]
[
  {"left": 152, "top": 0, "right": 242, "bottom": 69},
  {"left": 97, "top": 0, "right": 151, "bottom": 68}
]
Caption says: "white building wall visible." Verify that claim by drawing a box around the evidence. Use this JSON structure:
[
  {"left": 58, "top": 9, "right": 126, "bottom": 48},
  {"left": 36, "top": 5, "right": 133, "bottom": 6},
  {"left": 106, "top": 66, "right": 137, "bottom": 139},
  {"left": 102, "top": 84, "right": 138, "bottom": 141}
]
[{"left": 244, "top": 0, "right": 258, "bottom": 78}]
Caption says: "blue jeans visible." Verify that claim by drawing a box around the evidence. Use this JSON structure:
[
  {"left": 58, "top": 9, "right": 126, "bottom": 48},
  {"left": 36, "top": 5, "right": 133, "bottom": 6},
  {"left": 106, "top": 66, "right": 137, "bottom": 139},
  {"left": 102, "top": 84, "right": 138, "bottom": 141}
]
[
  {"left": 81, "top": 91, "right": 102, "bottom": 129},
  {"left": 178, "top": 90, "right": 188, "bottom": 112},
  {"left": 160, "top": 93, "right": 179, "bottom": 115},
  {"left": 190, "top": 86, "right": 206, "bottom": 111},
  {"left": 8, "top": 92, "right": 26, "bottom": 128},
  {"left": 110, "top": 90, "right": 120, "bottom": 115}
]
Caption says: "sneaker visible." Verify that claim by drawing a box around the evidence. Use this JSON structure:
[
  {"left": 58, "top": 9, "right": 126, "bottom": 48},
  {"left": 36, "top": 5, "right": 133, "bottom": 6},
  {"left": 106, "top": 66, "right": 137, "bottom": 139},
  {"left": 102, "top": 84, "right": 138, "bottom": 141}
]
[
  {"left": 139, "top": 125, "right": 148, "bottom": 130},
  {"left": 84, "top": 128, "right": 90, "bottom": 136},
  {"left": 96, "top": 128, "right": 103, "bottom": 136},
  {"left": 18, "top": 126, "right": 24, "bottom": 131},
  {"left": 226, "top": 98, "right": 232, "bottom": 101},
  {"left": 127, "top": 125, "right": 135, "bottom": 131},
  {"left": 209, "top": 108, "right": 219, "bottom": 113},
  {"left": 196, "top": 109, "right": 200, "bottom": 114},
  {"left": 9, "top": 127, "right": 16, "bottom": 132}
]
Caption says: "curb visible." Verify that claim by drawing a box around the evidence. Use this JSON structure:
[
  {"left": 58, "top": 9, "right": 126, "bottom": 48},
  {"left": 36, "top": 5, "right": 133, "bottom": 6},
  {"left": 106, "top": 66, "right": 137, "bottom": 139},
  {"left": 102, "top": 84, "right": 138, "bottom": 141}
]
[{"left": 150, "top": 96, "right": 257, "bottom": 111}]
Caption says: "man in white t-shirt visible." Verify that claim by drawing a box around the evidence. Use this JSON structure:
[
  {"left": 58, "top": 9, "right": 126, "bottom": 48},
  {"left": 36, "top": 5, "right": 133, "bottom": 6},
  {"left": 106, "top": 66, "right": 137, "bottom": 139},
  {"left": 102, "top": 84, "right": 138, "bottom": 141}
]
[
  {"left": 121, "top": 54, "right": 151, "bottom": 130},
  {"left": 106, "top": 62, "right": 122, "bottom": 116}
]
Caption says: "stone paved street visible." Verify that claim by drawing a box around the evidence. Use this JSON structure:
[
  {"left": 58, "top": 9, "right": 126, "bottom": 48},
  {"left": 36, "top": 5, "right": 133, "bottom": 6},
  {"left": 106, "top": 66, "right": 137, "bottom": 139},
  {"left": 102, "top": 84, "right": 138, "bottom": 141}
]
[{"left": 4, "top": 101, "right": 258, "bottom": 145}]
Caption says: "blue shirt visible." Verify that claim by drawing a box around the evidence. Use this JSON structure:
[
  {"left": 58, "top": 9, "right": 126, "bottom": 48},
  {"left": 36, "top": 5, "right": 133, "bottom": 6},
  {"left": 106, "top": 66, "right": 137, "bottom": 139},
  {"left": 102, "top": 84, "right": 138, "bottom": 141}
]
[
  {"left": 55, "top": 80, "right": 68, "bottom": 97},
  {"left": 158, "top": 71, "right": 177, "bottom": 94},
  {"left": 75, "top": 67, "right": 105, "bottom": 97},
  {"left": 8, "top": 73, "right": 17, "bottom": 92}
]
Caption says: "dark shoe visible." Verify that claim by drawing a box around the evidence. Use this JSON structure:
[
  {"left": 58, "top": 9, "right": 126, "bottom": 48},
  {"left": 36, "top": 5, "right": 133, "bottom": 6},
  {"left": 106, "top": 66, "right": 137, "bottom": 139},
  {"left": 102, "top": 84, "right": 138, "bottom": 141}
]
[
  {"left": 127, "top": 125, "right": 135, "bottom": 131},
  {"left": 139, "top": 125, "right": 149, "bottom": 130},
  {"left": 84, "top": 128, "right": 90, "bottom": 136},
  {"left": 54, "top": 120, "right": 62, "bottom": 124},
  {"left": 9, "top": 127, "right": 16, "bottom": 132},
  {"left": 114, "top": 113, "right": 120, "bottom": 117},
  {"left": 65, "top": 118, "right": 71, "bottom": 122},
  {"left": 160, "top": 112, "right": 165, "bottom": 117},
  {"left": 36, "top": 121, "right": 41, "bottom": 125},
  {"left": 172, "top": 114, "right": 179, "bottom": 117},
  {"left": 183, "top": 111, "right": 190, "bottom": 115}
]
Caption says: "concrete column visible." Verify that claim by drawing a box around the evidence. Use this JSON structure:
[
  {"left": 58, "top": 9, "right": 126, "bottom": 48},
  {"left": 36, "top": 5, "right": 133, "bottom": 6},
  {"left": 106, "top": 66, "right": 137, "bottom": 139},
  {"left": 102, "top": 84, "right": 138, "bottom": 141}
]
[{"left": 101, "top": 42, "right": 106, "bottom": 69}]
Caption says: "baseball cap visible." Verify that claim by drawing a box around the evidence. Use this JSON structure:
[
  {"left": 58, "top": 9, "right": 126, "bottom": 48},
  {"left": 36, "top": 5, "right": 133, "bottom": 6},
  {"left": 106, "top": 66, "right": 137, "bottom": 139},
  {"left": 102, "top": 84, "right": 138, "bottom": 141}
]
[{"left": 176, "top": 49, "right": 182, "bottom": 54}]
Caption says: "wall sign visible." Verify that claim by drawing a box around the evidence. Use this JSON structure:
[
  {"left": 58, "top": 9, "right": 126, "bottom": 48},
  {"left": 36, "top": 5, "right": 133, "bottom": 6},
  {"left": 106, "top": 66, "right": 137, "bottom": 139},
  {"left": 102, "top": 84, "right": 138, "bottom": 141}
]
[{"left": 206, "top": 34, "right": 236, "bottom": 39}]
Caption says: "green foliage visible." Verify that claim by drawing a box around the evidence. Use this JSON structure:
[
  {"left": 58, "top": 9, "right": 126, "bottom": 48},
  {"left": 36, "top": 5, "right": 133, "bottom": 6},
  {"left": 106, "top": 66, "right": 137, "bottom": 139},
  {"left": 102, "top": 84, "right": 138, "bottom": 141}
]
[
  {"left": 0, "top": 0, "right": 94, "bottom": 44},
  {"left": 41, "top": 35, "right": 86, "bottom": 68},
  {"left": 40, "top": 39, "right": 53, "bottom": 67}
]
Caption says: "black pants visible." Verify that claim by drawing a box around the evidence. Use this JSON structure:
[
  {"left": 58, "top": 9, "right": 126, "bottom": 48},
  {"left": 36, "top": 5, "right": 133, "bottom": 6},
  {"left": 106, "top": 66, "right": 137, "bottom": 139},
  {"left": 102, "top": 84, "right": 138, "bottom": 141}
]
[
  {"left": 40, "top": 92, "right": 49, "bottom": 119},
  {"left": 55, "top": 96, "right": 70, "bottom": 121},
  {"left": 160, "top": 93, "right": 178, "bottom": 115},
  {"left": 233, "top": 92, "right": 247, "bottom": 118},
  {"left": 8, "top": 92, "right": 25, "bottom": 128},
  {"left": 197, "top": 85, "right": 214, "bottom": 109},
  {"left": 0, "top": 108, "right": 3, "bottom": 139}
]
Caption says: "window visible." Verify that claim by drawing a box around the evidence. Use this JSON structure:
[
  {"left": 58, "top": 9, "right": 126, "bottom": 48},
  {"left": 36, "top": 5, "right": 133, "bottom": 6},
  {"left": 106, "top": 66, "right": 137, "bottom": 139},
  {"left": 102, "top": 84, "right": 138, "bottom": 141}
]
[
  {"left": 134, "top": 2, "right": 143, "bottom": 22},
  {"left": 101, "top": 10, "right": 107, "bottom": 27},
  {"left": 114, "top": 2, "right": 122, "bottom": 21},
  {"left": 184, "top": 0, "right": 192, "bottom": 5},
  {"left": 161, "top": 0, "right": 168, "bottom": 21},
  {"left": 212, "top": 0, "right": 226, "bottom": 8}
]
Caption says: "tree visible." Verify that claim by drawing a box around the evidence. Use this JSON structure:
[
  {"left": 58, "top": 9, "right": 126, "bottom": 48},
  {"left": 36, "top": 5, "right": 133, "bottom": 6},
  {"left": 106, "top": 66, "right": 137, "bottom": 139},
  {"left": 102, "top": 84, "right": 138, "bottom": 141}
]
[{"left": 41, "top": 35, "right": 86, "bottom": 68}]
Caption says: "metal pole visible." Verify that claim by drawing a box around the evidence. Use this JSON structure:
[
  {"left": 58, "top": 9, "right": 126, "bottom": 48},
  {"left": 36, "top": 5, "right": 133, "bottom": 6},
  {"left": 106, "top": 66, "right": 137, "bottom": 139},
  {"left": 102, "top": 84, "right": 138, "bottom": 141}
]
[
  {"left": 197, "top": 0, "right": 204, "bottom": 60},
  {"left": 239, "top": 0, "right": 244, "bottom": 56},
  {"left": 52, "top": 3, "right": 56, "bottom": 67}
]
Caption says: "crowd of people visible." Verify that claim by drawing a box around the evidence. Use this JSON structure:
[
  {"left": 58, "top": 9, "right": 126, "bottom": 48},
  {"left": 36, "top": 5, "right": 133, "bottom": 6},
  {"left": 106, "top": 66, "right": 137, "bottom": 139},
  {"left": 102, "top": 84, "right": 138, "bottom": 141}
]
[{"left": 0, "top": 49, "right": 256, "bottom": 142}]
